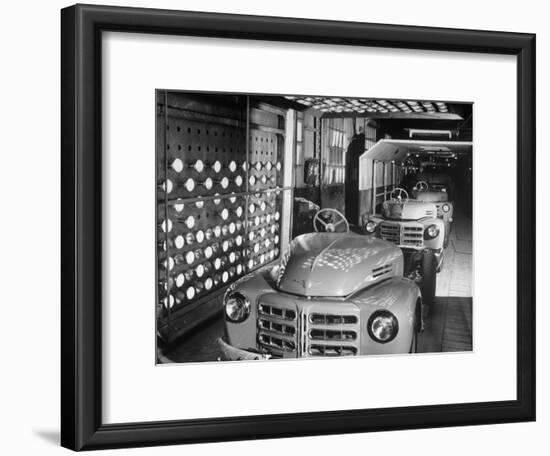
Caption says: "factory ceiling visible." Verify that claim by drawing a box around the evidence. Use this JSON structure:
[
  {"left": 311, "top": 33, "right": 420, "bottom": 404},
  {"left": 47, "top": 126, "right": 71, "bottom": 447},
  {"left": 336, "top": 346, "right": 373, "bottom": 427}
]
[{"left": 284, "top": 96, "right": 465, "bottom": 120}]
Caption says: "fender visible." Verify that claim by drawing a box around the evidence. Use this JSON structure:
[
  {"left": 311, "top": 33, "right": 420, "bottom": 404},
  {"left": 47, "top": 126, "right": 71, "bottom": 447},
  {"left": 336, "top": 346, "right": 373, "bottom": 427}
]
[
  {"left": 351, "top": 277, "right": 422, "bottom": 355},
  {"left": 224, "top": 267, "right": 275, "bottom": 349},
  {"left": 419, "top": 217, "right": 446, "bottom": 250}
]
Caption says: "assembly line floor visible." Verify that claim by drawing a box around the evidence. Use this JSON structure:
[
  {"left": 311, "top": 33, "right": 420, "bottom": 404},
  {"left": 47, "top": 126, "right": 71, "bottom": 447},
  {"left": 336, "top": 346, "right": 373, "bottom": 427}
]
[
  {"left": 417, "top": 210, "right": 473, "bottom": 353},
  {"left": 165, "top": 211, "right": 473, "bottom": 363}
]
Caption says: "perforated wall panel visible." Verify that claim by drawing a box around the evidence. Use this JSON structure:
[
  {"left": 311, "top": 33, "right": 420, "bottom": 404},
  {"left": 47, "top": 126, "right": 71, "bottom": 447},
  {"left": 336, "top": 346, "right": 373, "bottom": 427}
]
[{"left": 157, "top": 93, "right": 286, "bottom": 334}]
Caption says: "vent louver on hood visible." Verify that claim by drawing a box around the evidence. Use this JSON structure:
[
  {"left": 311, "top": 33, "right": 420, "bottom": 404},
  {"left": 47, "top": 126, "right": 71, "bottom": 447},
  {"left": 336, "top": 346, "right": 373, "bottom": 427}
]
[{"left": 372, "top": 263, "right": 393, "bottom": 278}]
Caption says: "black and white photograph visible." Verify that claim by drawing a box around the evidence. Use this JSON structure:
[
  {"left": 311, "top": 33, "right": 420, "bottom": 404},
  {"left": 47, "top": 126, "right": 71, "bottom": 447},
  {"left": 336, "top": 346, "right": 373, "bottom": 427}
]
[
  {"left": 156, "top": 91, "right": 473, "bottom": 363},
  {"left": 0, "top": 0, "right": 543, "bottom": 453}
]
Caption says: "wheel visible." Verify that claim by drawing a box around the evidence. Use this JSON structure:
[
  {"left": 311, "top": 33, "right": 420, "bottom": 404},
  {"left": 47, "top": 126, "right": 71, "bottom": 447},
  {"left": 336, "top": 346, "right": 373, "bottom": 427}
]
[
  {"left": 409, "top": 330, "right": 418, "bottom": 353},
  {"left": 389, "top": 187, "right": 409, "bottom": 202},
  {"left": 420, "top": 251, "right": 437, "bottom": 308},
  {"left": 443, "top": 222, "right": 452, "bottom": 248},
  {"left": 414, "top": 180, "right": 429, "bottom": 192},
  {"left": 436, "top": 253, "right": 444, "bottom": 273},
  {"left": 313, "top": 208, "right": 349, "bottom": 233},
  {"left": 410, "top": 301, "right": 422, "bottom": 353}
]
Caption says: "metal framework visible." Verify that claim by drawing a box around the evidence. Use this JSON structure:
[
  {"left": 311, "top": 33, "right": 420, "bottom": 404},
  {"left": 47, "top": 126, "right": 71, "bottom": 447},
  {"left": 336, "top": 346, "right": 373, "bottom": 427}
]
[{"left": 157, "top": 92, "right": 288, "bottom": 338}]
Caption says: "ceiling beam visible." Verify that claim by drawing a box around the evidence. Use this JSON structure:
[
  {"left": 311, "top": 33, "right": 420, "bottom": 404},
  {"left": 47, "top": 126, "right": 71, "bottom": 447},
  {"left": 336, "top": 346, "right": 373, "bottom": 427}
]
[{"left": 321, "top": 112, "right": 463, "bottom": 120}]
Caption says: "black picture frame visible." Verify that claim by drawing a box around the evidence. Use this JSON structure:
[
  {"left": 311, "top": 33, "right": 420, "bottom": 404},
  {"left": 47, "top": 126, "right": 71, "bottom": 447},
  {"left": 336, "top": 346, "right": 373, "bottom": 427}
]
[{"left": 61, "top": 4, "right": 536, "bottom": 451}]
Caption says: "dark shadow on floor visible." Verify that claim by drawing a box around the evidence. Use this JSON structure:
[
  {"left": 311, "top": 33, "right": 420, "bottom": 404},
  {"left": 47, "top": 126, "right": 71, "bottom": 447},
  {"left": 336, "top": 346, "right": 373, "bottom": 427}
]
[
  {"left": 418, "top": 297, "right": 473, "bottom": 353},
  {"left": 33, "top": 430, "right": 59, "bottom": 446},
  {"left": 164, "top": 315, "right": 225, "bottom": 363}
]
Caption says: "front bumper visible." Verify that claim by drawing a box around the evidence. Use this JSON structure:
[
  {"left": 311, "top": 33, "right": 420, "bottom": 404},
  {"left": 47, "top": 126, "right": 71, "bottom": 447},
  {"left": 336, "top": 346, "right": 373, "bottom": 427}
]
[{"left": 217, "top": 337, "right": 272, "bottom": 361}]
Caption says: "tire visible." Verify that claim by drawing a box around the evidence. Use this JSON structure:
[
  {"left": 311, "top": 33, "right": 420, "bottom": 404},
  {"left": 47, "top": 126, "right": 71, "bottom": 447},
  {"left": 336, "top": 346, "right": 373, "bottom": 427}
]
[
  {"left": 409, "top": 330, "right": 418, "bottom": 353},
  {"left": 444, "top": 221, "right": 452, "bottom": 249},
  {"left": 410, "top": 301, "right": 422, "bottom": 353},
  {"left": 436, "top": 253, "right": 444, "bottom": 273},
  {"left": 420, "top": 251, "right": 437, "bottom": 308}
]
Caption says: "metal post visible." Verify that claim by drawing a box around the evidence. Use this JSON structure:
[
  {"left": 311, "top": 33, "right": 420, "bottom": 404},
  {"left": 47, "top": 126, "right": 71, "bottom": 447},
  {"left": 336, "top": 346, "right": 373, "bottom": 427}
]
[
  {"left": 281, "top": 109, "right": 294, "bottom": 254},
  {"left": 382, "top": 161, "right": 387, "bottom": 200},
  {"left": 244, "top": 96, "right": 250, "bottom": 266},
  {"left": 163, "top": 90, "right": 171, "bottom": 332},
  {"left": 371, "top": 159, "right": 376, "bottom": 215}
]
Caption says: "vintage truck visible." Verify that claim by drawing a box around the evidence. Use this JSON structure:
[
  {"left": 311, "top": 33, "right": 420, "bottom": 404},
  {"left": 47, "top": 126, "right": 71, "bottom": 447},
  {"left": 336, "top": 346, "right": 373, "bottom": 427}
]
[
  {"left": 364, "top": 187, "right": 446, "bottom": 308},
  {"left": 217, "top": 208, "right": 423, "bottom": 360},
  {"left": 411, "top": 180, "right": 454, "bottom": 248}
]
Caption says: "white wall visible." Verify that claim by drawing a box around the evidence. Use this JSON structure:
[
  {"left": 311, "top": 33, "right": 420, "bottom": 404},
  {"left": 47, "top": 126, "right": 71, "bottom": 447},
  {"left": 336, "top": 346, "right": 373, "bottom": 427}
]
[{"left": 0, "top": 0, "right": 546, "bottom": 454}]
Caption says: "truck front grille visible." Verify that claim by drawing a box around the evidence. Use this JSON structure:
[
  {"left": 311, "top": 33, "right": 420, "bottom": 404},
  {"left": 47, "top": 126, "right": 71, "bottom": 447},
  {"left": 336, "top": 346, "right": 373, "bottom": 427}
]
[
  {"left": 309, "top": 313, "right": 358, "bottom": 325},
  {"left": 305, "top": 309, "right": 359, "bottom": 357},
  {"left": 380, "top": 222, "right": 424, "bottom": 248},
  {"left": 259, "top": 319, "right": 296, "bottom": 335},
  {"left": 309, "top": 329, "right": 357, "bottom": 341},
  {"left": 258, "top": 334, "right": 296, "bottom": 351},
  {"left": 308, "top": 345, "right": 358, "bottom": 356},
  {"left": 258, "top": 301, "right": 298, "bottom": 356},
  {"left": 402, "top": 226, "right": 423, "bottom": 247},
  {"left": 257, "top": 302, "right": 359, "bottom": 357},
  {"left": 380, "top": 222, "right": 400, "bottom": 243},
  {"left": 259, "top": 303, "right": 296, "bottom": 320}
]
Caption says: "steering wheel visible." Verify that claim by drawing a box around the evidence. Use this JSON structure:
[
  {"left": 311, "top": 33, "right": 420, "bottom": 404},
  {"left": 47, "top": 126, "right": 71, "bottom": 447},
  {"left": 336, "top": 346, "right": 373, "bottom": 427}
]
[
  {"left": 390, "top": 187, "right": 409, "bottom": 202},
  {"left": 313, "top": 208, "right": 349, "bottom": 233},
  {"left": 414, "top": 180, "right": 429, "bottom": 192}
]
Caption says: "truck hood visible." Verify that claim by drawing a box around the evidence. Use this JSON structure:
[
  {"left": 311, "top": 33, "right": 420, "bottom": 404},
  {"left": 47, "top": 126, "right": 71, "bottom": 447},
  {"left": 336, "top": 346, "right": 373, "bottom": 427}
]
[
  {"left": 382, "top": 200, "right": 438, "bottom": 220},
  {"left": 412, "top": 190, "right": 449, "bottom": 202},
  {"left": 278, "top": 232, "right": 402, "bottom": 297}
]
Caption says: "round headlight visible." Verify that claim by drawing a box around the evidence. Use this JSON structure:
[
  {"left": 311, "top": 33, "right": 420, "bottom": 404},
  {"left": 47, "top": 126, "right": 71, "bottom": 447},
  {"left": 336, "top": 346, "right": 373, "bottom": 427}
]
[
  {"left": 442, "top": 203, "right": 450, "bottom": 213},
  {"left": 224, "top": 292, "right": 251, "bottom": 323},
  {"left": 368, "top": 310, "right": 399, "bottom": 343},
  {"left": 365, "top": 220, "right": 377, "bottom": 233},
  {"left": 424, "top": 224, "right": 440, "bottom": 239}
]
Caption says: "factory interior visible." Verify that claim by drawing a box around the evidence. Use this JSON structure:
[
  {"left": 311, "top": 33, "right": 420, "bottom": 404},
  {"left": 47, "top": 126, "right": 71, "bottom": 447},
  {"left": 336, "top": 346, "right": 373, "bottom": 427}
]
[{"left": 156, "top": 92, "right": 473, "bottom": 362}]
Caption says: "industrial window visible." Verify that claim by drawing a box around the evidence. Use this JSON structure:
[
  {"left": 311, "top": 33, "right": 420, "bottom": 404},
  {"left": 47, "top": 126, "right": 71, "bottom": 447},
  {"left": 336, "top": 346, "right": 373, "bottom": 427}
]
[
  {"left": 365, "top": 123, "right": 377, "bottom": 151},
  {"left": 321, "top": 118, "right": 348, "bottom": 185},
  {"left": 295, "top": 113, "right": 303, "bottom": 184},
  {"left": 294, "top": 114, "right": 321, "bottom": 188}
]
